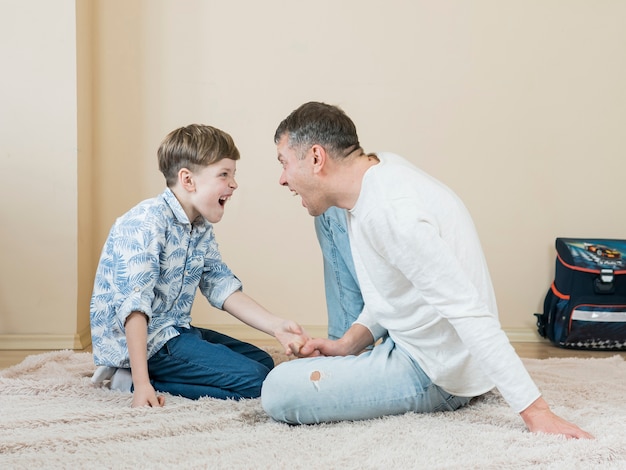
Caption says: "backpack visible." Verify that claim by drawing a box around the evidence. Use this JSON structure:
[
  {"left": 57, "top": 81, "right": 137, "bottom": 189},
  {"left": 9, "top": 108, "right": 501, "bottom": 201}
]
[{"left": 535, "top": 238, "right": 626, "bottom": 350}]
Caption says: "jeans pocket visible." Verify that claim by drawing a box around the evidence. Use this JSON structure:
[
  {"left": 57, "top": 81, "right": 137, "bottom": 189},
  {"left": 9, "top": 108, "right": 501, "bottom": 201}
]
[
  {"left": 433, "top": 390, "right": 471, "bottom": 412},
  {"left": 153, "top": 338, "right": 174, "bottom": 359}
]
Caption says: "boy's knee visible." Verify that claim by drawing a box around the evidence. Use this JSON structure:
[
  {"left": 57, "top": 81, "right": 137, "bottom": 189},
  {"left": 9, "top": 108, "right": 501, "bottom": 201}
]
[
  {"left": 234, "top": 361, "right": 272, "bottom": 399},
  {"left": 259, "top": 351, "right": 275, "bottom": 371}
]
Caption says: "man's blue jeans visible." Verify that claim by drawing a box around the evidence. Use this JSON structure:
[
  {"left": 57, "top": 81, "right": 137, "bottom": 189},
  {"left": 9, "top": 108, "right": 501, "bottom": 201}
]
[
  {"left": 147, "top": 326, "right": 273, "bottom": 400},
  {"left": 261, "top": 207, "right": 470, "bottom": 424},
  {"left": 314, "top": 207, "right": 364, "bottom": 340},
  {"left": 262, "top": 336, "right": 470, "bottom": 424}
]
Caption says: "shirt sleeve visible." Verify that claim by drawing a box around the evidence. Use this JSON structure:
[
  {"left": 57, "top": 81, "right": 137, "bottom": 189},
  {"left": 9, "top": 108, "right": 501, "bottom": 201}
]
[
  {"left": 354, "top": 308, "right": 388, "bottom": 341},
  {"left": 198, "top": 236, "right": 242, "bottom": 309},
  {"left": 108, "top": 214, "right": 162, "bottom": 325}
]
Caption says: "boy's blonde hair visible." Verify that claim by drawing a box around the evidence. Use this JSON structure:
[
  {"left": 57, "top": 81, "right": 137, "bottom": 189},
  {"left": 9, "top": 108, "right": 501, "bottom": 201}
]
[{"left": 158, "top": 124, "right": 240, "bottom": 187}]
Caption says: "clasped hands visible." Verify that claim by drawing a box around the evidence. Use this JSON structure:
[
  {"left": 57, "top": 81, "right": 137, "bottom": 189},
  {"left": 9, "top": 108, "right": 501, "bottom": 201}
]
[
  {"left": 275, "top": 321, "right": 336, "bottom": 357},
  {"left": 278, "top": 323, "right": 372, "bottom": 358}
]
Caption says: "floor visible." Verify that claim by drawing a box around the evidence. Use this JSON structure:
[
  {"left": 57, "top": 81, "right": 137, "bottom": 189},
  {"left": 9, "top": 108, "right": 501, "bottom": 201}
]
[{"left": 1, "top": 341, "right": 625, "bottom": 370}]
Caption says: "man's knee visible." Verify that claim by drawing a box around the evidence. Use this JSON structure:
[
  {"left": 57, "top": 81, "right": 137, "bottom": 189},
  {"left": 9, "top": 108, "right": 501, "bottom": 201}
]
[
  {"left": 261, "top": 363, "right": 311, "bottom": 423},
  {"left": 261, "top": 366, "right": 288, "bottom": 421}
]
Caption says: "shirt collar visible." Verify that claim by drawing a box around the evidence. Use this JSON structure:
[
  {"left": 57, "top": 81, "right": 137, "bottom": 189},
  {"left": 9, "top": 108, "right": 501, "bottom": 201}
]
[
  {"left": 161, "top": 187, "right": 209, "bottom": 230},
  {"left": 162, "top": 187, "right": 189, "bottom": 224}
]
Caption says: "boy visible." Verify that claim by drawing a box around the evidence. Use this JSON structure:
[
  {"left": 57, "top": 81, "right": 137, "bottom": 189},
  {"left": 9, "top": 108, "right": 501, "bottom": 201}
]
[{"left": 91, "top": 124, "right": 308, "bottom": 407}]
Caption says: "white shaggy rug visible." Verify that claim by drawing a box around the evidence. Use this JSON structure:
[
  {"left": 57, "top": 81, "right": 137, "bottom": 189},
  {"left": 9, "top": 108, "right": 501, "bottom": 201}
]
[{"left": 1, "top": 350, "right": 625, "bottom": 469}]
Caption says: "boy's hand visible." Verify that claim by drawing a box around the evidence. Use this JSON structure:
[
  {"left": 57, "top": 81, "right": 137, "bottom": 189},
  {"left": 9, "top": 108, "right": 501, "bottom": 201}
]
[
  {"left": 131, "top": 382, "right": 166, "bottom": 408},
  {"left": 274, "top": 320, "right": 313, "bottom": 357},
  {"left": 125, "top": 311, "right": 164, "bottom": 407}
]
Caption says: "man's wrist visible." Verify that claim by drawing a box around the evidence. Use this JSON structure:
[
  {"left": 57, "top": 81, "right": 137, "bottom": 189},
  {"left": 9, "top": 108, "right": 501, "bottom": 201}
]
[{"left": 519, "top": 396, "right": 548, "bottom": 423}]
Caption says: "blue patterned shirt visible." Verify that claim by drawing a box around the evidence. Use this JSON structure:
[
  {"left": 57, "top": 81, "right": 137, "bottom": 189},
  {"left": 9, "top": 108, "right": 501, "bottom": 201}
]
[{"left": 90, "top": 188, "right": 242, "bottom": 368}]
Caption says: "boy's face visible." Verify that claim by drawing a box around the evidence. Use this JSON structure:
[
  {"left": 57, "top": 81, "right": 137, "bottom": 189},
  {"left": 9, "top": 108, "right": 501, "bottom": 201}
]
[{"left": 188, "top": 158, "right": 238, "bottom": 223}]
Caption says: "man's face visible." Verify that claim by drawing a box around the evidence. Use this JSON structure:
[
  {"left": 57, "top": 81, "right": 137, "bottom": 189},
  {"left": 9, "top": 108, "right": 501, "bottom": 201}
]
[{"left": 276, "top": 134, "right": 325, "bottom": 216}]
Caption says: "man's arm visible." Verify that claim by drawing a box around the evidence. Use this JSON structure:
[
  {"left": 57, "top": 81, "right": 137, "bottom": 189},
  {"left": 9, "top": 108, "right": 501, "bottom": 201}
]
[
  {"left": 125, "top": 311, "right": 165, "bottom": 407},
  {"left": 298, "top": 323, "right": 375, "bottom": 357},
  {"left": 365, "top": 215, "right": 592, "bottom": 439},
  {"left": 520, "top": 396, "right": 594, "bottom": 439}
]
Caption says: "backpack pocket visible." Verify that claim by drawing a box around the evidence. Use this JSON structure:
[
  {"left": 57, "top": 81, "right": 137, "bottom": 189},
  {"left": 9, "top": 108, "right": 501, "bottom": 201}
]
[{"left": 555, "top": 300, "right": 626, "bottom": 350}]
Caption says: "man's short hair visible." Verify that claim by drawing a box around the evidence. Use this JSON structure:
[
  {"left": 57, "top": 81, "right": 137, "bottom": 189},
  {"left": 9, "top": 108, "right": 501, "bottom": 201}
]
[{"left": 274, "top": 102, "right": 360, "bottom": 158}]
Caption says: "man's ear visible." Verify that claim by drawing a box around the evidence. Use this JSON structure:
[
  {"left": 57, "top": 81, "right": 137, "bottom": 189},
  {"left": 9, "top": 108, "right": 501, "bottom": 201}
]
[
  {"left": 179, "top": 168, "right": 195, "bottom": 192},
  {"left": 310, "top": 145, "right": 327, "bottom": 174}
]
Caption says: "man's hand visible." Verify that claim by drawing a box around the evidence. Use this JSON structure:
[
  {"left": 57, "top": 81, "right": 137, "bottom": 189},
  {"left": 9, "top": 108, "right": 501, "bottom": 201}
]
[
  {"left": 299, "top": 323, "right": 376, "bottom": 358},
  {"left": 520, "top": 397, "right": 594, "bottom": 439},
  {"left": 274, "top": 320, "right": 312, "bottom": 357},
  {"left": 131, "top": 382, "right": 166, "bottom": 408},
  {"left": 298, "top": 337, "right": 345, "bottom": 357}
]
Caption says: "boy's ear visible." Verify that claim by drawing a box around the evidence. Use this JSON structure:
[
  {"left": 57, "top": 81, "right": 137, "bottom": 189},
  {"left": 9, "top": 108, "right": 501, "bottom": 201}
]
[{"left": 179, "top": 168, "right": 195, "bottom": 192}]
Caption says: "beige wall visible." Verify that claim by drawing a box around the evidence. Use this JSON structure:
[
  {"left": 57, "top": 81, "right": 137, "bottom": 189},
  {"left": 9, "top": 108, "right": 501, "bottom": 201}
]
[
  {"left": 0, "top": 0, "right": 89, "bottom": 348},
  {"left": 1, "top": 0, "right": 625, "bottom": 348}
]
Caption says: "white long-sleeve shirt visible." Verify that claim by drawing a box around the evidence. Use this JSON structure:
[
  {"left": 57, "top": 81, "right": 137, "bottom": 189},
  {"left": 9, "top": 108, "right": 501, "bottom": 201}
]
[{"left": 350, "top": 152, "right": 540, "bottom": 412}]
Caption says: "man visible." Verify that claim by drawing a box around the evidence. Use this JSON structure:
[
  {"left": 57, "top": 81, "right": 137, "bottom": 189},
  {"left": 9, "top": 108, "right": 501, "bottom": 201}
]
[{"left": 261, "top": 101, "right": 592, "bottom": 439}]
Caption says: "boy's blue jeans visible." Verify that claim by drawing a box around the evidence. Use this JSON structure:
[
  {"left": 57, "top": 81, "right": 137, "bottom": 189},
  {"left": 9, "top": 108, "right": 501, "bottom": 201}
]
[
  {"left": 147, "top": 326, "right": 273, "bottom": 400},
  {"left": 261, "top": 206, "right": 470, "bottom": 424}
]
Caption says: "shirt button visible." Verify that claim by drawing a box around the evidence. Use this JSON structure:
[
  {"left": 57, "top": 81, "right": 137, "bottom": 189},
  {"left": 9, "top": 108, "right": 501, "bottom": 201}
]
[
  {"left": 134, "top": 287, "right": 140, "bottom": 292},
  {"left": 185, "top": 270, "right": 190, "bottom": 276}
]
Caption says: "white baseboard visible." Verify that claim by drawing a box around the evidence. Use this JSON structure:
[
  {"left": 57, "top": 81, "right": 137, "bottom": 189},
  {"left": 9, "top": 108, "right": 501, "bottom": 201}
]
[
  {"left": 0, "top": 326, "right": 92, "bottom": 350},
  {"left": 0, "top": 325, "right": 541, "bottom": 350},
  {"left": 504, "top": 328, "right": 542, "bottom": 343}
]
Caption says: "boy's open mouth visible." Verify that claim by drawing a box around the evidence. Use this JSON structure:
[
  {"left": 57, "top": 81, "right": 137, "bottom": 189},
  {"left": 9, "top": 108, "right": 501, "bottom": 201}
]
[{"left": 218, "top": 196, "right": 230, "bottom": 206}]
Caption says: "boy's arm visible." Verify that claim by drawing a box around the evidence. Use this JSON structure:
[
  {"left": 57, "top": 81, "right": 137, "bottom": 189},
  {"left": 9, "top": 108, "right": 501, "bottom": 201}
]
[
  {"left": 125, "top": 311, "right": 165, "bottom": 407},
  {"left": 222, "top": 290, "right": 309, "bottom": 356}
]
